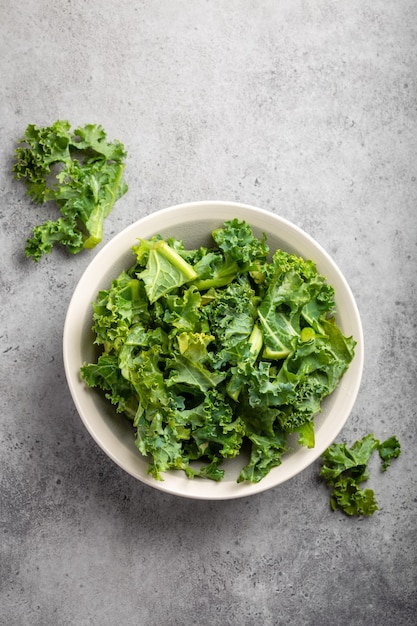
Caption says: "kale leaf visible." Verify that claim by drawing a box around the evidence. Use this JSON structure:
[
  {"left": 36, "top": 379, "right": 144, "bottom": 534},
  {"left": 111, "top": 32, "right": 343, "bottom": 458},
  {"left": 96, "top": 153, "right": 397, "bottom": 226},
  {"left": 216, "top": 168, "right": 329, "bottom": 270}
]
[
  {"left": 13, "top": 120, "right": 128, "bottom": 261},
  {"left": 320, "top": 434, "right": 401, "bottom": 516}
]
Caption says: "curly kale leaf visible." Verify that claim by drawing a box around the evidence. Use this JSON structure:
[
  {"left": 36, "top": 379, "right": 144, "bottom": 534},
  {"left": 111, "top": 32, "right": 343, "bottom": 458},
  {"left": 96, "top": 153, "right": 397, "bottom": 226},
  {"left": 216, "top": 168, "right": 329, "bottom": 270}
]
[
  {"left": 320, "top": 434, "right": 401, "bottom": 516},
  {"left": 378, "top": 435, "right": 401, "bottom": 471},
  {"left": 80, "top": 355, "right": 138, "bottom": 420},
  {"left": 212, "top": 218, "right": 269, "bottom": 267},
  {"left": 13, "top": 120, "right": 128, "bottom": 261},
  {"left": 238, "top": 429, "right": 288, "bottom": 483},
  {"left": 137, "top": 239, "right": 197, "bottom": 303},
  {"left": 257, "top": 251, "right": 338, "bottom": 360}
]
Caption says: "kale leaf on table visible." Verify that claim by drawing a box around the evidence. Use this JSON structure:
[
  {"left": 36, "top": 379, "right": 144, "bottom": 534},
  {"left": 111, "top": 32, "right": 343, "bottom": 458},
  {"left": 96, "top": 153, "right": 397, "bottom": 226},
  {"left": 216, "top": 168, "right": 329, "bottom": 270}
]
[
  {"left": 81, "top": 219, "right": 356, "bottom": 483},
  {"left": 13, "top": 120, "right": 128, "bottom": 261},
  {"left": 320, "top": 434, "right": 401, "bottom": 516}
]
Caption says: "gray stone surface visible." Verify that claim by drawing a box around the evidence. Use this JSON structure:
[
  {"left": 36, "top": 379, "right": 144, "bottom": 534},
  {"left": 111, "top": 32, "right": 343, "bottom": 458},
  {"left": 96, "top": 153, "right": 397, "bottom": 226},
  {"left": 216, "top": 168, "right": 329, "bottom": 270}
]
[{"left": 1, "top": 1, "right": 416, "bottom": 625}]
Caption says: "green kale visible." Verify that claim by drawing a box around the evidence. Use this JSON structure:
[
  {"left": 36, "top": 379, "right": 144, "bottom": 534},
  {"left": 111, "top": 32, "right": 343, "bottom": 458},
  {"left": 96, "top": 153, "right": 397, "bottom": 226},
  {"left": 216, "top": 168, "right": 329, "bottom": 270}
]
[
  {"left": 81, "top": 219, "right": 357, "bottom": 483},
  {"left": 378, "top": 435, "right": 402, "bottom": 471},
  {"left": 13, "top": 120, "right": 128, "bottom": 261},
  {"left": 212, "top": 218, "right": 269, "bottom": 267},
  {"left": 136, "top": 239, "right": 197, "bottom": 303},
  {"left": 320, "top": 434, "right": 401, "bottom": 516}
]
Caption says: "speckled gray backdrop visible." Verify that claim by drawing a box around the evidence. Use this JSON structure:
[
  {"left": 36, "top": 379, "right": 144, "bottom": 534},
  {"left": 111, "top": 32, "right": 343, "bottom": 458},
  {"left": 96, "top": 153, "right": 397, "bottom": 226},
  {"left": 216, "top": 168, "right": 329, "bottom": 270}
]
[{"left": 1, "top": 1, "right": 416, "bottom": 625}]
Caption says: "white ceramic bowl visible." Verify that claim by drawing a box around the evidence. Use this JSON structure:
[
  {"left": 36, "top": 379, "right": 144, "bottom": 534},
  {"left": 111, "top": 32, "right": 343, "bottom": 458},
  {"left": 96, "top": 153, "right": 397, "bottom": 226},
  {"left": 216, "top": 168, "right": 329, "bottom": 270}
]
[{"left": 63, "top": 201, "right": 364, "bottom": 500}]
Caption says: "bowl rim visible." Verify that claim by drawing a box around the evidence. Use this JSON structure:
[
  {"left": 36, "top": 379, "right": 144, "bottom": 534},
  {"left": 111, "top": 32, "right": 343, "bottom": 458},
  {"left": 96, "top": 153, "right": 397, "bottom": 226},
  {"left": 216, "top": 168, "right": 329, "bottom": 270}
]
[{"left": 63, "top": 200, "right": 364, "bottom": 500}]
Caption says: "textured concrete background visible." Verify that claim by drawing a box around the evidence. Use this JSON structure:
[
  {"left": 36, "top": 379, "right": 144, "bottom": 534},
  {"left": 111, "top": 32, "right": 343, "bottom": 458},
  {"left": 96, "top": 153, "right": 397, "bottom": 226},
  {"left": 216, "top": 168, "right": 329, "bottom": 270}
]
[{"left": 1, "top": 1, "right": 416, "bottom": 625}]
